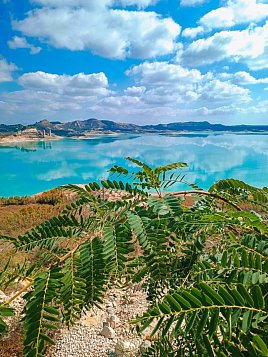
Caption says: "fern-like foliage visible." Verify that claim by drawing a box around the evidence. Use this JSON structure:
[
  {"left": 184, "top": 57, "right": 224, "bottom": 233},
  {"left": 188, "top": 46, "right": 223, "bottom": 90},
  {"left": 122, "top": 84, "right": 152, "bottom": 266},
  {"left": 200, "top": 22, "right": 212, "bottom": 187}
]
[
  {"left": 79, "top": 239, "right": 108, "bottom": 308},
  {"left": 0, "top": 304, "right": 14, "bottom": 334},
  {"left": 0, "top": 157, "right": 267, "bottom": 356},
  {"left": 22, "top": 267, "right": 62, "bottom": 356},
  {"left": 209, "top": 178, "right": 268, "bottom": 211},
  {"left": 60, "top": 252, "right": 87, "bottom": 326}
]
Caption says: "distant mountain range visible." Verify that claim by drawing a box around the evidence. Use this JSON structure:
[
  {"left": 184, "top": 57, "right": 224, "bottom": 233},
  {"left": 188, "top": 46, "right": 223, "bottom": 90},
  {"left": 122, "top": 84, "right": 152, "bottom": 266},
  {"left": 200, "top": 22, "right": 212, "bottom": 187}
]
[{"left": 1, "top": 118, "right": 268, "bottom": 136}]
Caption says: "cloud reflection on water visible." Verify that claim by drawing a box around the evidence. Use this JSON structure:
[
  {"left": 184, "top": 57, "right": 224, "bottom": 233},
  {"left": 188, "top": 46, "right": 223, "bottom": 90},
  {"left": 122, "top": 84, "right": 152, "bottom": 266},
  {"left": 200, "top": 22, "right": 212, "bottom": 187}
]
[{"left": 0, "top": 133, "right": 267, "bottom": 197}]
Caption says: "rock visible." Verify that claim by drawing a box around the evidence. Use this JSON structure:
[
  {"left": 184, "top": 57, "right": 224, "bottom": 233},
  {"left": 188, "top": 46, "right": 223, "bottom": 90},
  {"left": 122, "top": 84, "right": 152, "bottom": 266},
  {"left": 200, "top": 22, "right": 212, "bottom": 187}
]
[
  {"left": 81, "top": 316, "right": 98, "bottom": 327},
  {"left": 100, "top": 322, "right": 116, "bottom": 339},
  {"left": 115, "top": 339, "right": 137, "bottom": 357},
  {"left": 106, "top": 301, "right": 114, "bottom": 315},
  {"left": 107, "top": 314, "right": 120, "bottom": 328},
  {"left": 139, "top": 340, "right": 152, "bottom": 353},
  {"left": 0, "top": 290, "right": 7, "bottom": 302}
]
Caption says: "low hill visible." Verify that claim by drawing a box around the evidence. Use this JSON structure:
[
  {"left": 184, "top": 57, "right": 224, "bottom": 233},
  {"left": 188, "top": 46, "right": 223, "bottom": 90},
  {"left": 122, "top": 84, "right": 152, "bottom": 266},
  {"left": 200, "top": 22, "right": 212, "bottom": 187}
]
[{"left": 1, "top": 118, "right": 268, "bottom": 137}]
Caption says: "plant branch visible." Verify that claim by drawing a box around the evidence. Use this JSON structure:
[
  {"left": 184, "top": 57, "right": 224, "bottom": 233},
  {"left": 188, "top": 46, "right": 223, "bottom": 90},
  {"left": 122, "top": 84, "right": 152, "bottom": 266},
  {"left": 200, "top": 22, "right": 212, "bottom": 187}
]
[
  {"left": 168, "top": 190, "right": 242, "bottom": 211},
  {"left": 3, "top": 244, "right": 81, "bottom": 306},
  {"left": 3, "top": 280, "right": 32, "bottom": 306}
]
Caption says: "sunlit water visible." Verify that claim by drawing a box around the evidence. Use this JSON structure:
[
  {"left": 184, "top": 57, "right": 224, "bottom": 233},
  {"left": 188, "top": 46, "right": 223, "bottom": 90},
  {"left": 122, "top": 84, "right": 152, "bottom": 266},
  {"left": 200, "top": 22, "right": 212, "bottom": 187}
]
[{"left": 0, "top": 133, "right": 267, "bottom": 197}]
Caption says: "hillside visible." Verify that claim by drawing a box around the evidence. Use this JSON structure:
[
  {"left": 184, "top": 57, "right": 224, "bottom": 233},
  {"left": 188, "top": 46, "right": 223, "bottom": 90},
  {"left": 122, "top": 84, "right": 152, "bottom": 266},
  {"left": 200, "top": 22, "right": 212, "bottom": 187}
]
[{"left": 1, "top": 118, "right": 268, "bottom": 137}]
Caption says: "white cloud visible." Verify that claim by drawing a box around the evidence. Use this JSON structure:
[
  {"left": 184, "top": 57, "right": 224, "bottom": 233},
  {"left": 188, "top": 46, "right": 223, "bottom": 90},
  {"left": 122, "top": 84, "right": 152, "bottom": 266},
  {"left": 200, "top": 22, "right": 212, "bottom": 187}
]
[
  {"left": 0, "top": 58, "right": 18, "bottom": 82},
  {"left": 116, "top": 0, "right": 159, "bottom": 8},
  {"left": 199, "top": 0, "right": 268, "bottom": 31},
  {"left": 18, "top": 71, "right": 110, "bottom": 96},
  {"left": 98, "top": 61, "right": 251, "bottom": 118},
  {"left": 4, "top": 62, "right": 249, "bottom": 123},
  {"left": 33, "top": 0, "right": 158, "bottom": 9},
  {"left": 238, "top": 100, "right": 268, "bottom": 114},
  {"left": 0, "top": 62, "right": 263, "bottom": 124},
  {"left": 124, "top": 86, "right": 146, "bottom": 95},
  {"left": 0, "top": 70, "right": 112, "bottom": 122},
  {"left": 126, "top": 61, "right": 204, "bottom": 85},
  {"left": 179, "top": 22, "right": 268, "bottom": 69},
  {"left": 182, "top": 26, "right": 205, "bottom": 38},
  {"left": 8, "top": 36, "right": 41, "bottom": 54},
  {"left": 180, "top": 0, "right": 209, "bottom": 6},
  {"left": 197, "top": 79, "right": 251, "bottom": 104},
  {"left": 218, "top": 71, "right": 268, "bottom": 85},
  {"left": 183, "top": 0, "right": 268, "bottom": 39},
  {"left": 13, "top": 1, "right": 180, "bottom": 59}
]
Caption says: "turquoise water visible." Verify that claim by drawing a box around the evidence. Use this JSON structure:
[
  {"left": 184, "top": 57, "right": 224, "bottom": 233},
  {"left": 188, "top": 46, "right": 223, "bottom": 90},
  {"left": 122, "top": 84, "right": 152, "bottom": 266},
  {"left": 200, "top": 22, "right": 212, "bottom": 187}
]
[{"left": 0, "top": 133, "right": 267, "bottom": 197}]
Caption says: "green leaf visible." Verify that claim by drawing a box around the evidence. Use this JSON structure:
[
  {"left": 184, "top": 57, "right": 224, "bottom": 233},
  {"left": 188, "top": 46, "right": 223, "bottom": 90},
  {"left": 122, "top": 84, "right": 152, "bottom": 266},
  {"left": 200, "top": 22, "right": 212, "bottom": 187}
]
[
  {"left": 208, "top": 308, "right": 219, "bottom": 337},
  {"left": 242, "top": 310, "right": 252, "bottom": 333},
  {"left": 253, "top": 335, "right": 268, "bottom": 356},
  {"left": 199, "top": 283, "right": 225, "bottom": 305},
  {"left": 196, "top": 309, "right": 209, "bottom": 338},
  {"left": 251, "top": 285, "right": 264, "bottom": 309}
]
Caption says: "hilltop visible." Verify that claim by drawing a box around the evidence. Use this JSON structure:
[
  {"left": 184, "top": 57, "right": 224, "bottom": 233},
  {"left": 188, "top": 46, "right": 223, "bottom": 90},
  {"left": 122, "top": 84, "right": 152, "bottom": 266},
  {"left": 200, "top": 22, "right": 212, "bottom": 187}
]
[{"left": 1, "top": 118, "right": 268, "bottom": 139}]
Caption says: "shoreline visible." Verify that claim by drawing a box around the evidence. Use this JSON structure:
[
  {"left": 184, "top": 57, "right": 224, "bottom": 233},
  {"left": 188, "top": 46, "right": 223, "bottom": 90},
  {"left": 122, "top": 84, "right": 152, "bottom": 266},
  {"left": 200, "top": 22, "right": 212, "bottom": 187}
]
[
  {"left": 0, "top": 132, "right": 127, "bottom": 145},
  {"left": 1, "top": 129, "right": 267, "bottom": 145},
  {"left": 0, "top": 135, "right": 62, "bottom": 144}
]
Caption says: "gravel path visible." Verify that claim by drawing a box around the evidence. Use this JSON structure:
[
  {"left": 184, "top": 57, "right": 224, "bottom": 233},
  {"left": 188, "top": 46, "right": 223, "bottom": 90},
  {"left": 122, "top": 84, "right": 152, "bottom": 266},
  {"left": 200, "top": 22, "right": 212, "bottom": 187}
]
[
  {"left": 1, "top": 286, "right": 150, "bottom": 357},
  {"left": 48, "top": 287, "right": 149, "bottom": 357}
]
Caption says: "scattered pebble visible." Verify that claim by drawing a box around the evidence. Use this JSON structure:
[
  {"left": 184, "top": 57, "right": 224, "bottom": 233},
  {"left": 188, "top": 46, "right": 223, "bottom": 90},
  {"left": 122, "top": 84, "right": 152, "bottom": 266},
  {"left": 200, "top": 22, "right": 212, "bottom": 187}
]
[{"left": 48, "top": 287, "right": 149, "bottom": 356}]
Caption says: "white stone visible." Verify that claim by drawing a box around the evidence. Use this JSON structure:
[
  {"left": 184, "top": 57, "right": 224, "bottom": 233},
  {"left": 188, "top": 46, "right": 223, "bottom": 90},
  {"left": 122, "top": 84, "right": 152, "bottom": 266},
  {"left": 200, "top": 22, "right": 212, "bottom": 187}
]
[
  {"left": 107, "top": 314, "right": 120, "bottom": 328},
  {"left": 100, "top": 322, "right": 116, "bottom": 339},
  {"left": 115, "top": 339, "right": 137, "bottom": 357},
  {"left": 107, "top": 306, "right": 114, "bottom": 315},
  {"left": 139, "top": 340, "right": 152, "bottom": 353}
]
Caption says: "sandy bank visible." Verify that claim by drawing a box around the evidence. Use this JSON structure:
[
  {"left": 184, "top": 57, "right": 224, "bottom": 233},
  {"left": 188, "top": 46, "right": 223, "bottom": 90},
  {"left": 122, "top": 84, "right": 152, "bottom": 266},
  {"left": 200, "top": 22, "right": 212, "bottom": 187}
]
[{"left": 0, "top": 135, "right": 62, "bottom": 144}]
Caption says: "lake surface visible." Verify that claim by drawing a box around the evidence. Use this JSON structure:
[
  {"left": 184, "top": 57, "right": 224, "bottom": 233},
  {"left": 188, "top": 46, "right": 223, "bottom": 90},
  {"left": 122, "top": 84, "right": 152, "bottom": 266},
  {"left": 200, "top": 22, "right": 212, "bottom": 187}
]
[{"left": 0, "top": 133, "right": 267, "bottom": 197}]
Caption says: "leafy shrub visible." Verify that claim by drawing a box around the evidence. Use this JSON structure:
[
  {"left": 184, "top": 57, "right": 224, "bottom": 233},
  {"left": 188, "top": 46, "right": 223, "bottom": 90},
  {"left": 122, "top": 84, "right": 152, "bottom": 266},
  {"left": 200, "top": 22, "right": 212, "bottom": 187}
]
[{"left": 0, "top": 158, "right": 267, "bottom": 356}]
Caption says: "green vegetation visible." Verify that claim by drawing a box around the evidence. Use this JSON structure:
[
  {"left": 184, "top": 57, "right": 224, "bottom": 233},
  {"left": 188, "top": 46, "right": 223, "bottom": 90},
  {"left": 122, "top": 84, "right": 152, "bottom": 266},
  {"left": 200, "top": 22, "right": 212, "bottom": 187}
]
[
  {"left": 0, "top": 189, "right": 67, "bottom": 207},
  {"left": 0, "top": 158, "right": 267, "bottom": 356}
]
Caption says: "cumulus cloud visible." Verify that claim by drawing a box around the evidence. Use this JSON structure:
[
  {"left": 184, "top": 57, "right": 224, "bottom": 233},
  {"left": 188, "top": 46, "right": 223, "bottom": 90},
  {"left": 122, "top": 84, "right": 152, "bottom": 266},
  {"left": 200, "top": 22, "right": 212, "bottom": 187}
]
[
  {"left": 124, "top": 86, "right": 146, "bottom": 95},
  {"left": 0, "top": 70, "right": 112, "bottom": 123},
  {"left": 183, "top": 0, "right": 268, "bottom": 39},
  {"left": 240, "top": 100, "right": 268, "bottom": 114},
  {"left": 18, "top": 71, "right": 110, "bottom": 96},
  {"left": 0, "top": 59, "right": 265, "bottom": 124},
  {"left": 197, "top": 79, "right": 251, "bottom": 104},
  {"left": 101, "top": 61, "right": 251, "bottom": 117},
  {"left": 180, "top": 0, "right": 209, "bottom": 6},
  {"left": 13, "top": 1, "right": 180, "bottom": 59},
  {"left": 218, "top": 71, "right": 268, "bottom": 85},
  {"left": 182, "top": 26, "right": 205, "bottom": 39},
  {"left": 116, "top": 0, "right": 159, "bottom": 8},
  {"left": 126, "top": 61, "right": 204, "bottom": 85},
  {"left": 178, "top": 22, "right": 268, "bottom": 70},
  {"left": 0, "top": 58, "right": 18, "bottom": 82},
  {"left": 1, "top": 61, "right": 254, "bottom": 124},
  {"left": 199, "top": 0, "right": 268, "bottom": 30},
  {"left": 8, "top": 36, "right": 41, "bottom": 54},
  {"left": 33, "top": 0, "right": 158, "bottom": 9}
]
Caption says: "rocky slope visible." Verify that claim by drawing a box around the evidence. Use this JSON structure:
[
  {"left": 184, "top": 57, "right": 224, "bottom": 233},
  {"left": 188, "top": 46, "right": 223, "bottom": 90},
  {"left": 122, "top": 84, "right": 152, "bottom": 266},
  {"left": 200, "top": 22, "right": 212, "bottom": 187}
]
[{"left": 1, "top": 118, "right": 268, "bottom": 137}]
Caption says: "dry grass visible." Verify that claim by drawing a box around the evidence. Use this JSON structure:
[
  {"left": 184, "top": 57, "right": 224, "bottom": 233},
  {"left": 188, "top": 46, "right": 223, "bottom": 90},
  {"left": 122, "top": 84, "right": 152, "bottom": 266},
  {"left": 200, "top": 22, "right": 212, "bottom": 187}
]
[
  {"left": 0, "top": 190, "right": 73, "bottom": 356},
  {"left": 0, "top": 326, "right": 23, "bottom": 357},
  {"left": 0, "top": 189, "right": 71, "bottom": 272}
]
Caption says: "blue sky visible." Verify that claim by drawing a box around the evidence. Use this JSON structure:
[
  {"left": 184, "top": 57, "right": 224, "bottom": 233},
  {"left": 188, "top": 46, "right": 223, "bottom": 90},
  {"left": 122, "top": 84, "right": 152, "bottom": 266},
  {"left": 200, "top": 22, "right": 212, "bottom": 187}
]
[{"left": 0, "top": 0, "right": 268, "bottom": 125}]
